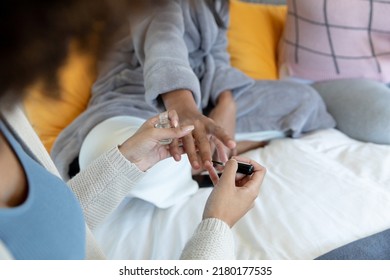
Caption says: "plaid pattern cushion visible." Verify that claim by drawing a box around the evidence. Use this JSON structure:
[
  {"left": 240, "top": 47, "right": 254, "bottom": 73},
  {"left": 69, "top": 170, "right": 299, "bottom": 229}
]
[{"left": 281, "top": 0, "right": 390, "bottom": 82}]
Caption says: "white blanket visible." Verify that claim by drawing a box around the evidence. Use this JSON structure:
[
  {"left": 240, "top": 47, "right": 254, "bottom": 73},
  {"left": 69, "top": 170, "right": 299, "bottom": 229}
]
[{"left": 93, "top": 129, "right": 390, "bottom": 259}]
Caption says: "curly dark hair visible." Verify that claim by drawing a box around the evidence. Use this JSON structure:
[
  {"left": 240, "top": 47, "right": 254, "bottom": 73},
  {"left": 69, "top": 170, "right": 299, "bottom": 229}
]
[
  {"left": 0, "top": 0, "right": 226, "bottom": 104},
  {"left": 0, "top": 0, "right": 145, "bottom": 103}
]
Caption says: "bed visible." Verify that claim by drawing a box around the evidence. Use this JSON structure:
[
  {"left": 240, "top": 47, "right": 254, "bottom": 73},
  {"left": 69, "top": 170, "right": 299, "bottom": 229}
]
[
  {"left": 92, "top": 128, "right": 390, "bottom": 259},
  {"left": 23, "top": 0, "right": 390, "bottom": 260}
]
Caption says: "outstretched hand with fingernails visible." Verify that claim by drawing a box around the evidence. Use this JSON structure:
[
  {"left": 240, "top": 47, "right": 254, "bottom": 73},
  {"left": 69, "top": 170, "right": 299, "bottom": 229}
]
[{"left": 118, "top": 110, "right": 194, "bottom": 172}]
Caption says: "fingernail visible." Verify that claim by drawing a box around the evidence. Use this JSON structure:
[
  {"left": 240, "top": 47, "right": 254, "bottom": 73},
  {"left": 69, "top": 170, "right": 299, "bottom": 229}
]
[
  {"left": 183, "top": 125, "right": 195, "bottom": 132},
  {"left": 193, "top": 161, "right": 200, "bottom": 169},
  {"left": 228, "top": 140, "right": 236, "bottom": 148}
]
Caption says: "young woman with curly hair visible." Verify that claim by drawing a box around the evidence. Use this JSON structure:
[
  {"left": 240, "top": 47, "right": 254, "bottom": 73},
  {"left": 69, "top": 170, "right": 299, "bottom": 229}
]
[{"left": 0, "top": 0, "right": 266, "bottom": 260}]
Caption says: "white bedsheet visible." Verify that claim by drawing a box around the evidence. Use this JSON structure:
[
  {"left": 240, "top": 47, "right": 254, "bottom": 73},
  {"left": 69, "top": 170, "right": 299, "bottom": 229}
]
[{"left": 93, "top": 128, "right": 390, "bottom": 259}]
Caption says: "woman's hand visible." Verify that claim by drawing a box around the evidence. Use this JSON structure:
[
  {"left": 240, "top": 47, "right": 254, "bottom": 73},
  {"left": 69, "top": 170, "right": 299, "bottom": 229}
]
[
  {"left": 202, "top": 157, "right": 266, "bottom": 228},
  {"left": 162, "top": 89, "right": 236, "bottom": 171},
  {"left": 118, "top": 110, "right": 194, "bottom": 172}
]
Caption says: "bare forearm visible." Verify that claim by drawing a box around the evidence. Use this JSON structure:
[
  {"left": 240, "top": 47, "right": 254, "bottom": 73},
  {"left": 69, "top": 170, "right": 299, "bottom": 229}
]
[
  {"left": 216, "top": 90, "right": 236, "bottom": 112},
  {"left": 209, "top": 90, "right": 237, "bottom": 159},
  {"left": 217, "top": 90, "right": 234, "bottom": 103},
  {"left": 162, "top": 89, "right": 198, "bottom": 114}
]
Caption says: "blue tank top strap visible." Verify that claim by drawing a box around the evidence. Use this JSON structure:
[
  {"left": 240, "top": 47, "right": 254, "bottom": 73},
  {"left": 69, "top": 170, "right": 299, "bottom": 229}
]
[{"left": 0, "top": 120, "right": 86, "bottom": 259}]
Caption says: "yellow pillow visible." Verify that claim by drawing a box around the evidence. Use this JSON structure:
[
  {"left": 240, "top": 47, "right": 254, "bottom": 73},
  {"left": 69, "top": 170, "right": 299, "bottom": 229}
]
[
  {"left": 24, "top": 43, "right": 97, "bottom": 152},
  {"left": 228, "top": 0, "right": 287, "bottom": 80}
]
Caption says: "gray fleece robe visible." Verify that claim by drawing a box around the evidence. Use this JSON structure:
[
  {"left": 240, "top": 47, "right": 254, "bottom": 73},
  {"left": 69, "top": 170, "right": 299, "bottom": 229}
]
[{"left": 52, "top": 0, "right": 335, "bottom": 179}]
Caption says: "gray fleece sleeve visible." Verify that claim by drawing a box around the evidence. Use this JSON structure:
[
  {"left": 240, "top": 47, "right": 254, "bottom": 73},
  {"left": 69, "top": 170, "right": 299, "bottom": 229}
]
[
  {"left": 209, "top": 1, "right": 254, "bottom": 104},
  {"left": 131, "top": 0, "right": 201, "bottom": 111}
]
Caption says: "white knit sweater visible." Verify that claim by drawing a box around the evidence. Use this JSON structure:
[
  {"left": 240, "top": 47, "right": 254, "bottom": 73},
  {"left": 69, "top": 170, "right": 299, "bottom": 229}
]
[{"left": 0, "top": 105, "right": 235, "bottom": 260}]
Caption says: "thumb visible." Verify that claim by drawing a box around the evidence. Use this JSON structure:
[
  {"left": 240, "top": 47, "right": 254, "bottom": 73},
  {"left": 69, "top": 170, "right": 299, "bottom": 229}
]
[{"left": 218, "top": 159, "right": 238, "bottom": 188}]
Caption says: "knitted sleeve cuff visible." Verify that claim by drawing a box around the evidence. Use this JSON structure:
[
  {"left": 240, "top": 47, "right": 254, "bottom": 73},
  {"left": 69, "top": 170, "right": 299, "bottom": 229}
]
[{"left": 180, "top": 218, "right": 235, "bottom": 260}]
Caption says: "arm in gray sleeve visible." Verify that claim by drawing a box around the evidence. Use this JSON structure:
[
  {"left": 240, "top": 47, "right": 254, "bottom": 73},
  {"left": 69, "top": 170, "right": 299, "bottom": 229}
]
[
  {"left": 131, "top": 0, "right": 201, "bottom": 110},
  {"left": 209, "top": 1, "right": 253, "bottom": 104}
]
